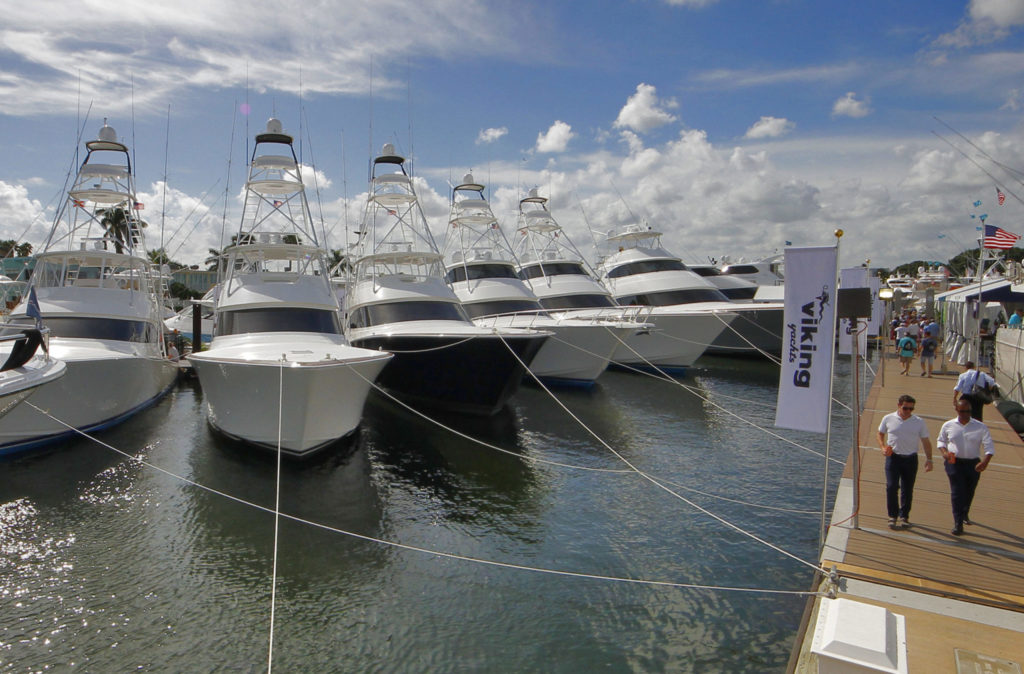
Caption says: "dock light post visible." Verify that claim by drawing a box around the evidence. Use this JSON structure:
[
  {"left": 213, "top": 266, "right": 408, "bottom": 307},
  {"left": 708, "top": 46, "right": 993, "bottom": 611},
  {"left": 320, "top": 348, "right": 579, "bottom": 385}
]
[{"left": 878, "top": 287, "right": 894, "bottom": 389}]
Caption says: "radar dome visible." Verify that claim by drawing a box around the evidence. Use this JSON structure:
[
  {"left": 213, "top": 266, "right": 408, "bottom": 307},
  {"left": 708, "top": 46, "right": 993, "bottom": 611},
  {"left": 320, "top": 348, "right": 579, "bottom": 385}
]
[{"left": 266, "top": 118, "right": 283, "bottom": 134}]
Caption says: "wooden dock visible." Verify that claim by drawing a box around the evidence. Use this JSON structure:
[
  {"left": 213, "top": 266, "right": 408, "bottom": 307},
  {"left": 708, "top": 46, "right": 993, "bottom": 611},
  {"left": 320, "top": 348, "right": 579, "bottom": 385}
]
[{"left": 789, "top": 353, "right": 1024, "bottom": 672}]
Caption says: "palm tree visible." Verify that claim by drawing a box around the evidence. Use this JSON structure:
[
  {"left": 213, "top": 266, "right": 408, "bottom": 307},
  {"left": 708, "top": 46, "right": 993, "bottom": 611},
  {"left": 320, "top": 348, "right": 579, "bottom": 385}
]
[
  {"left": 15, "top": 242, "right": 32, "bottom": 257},
  {"left": 204, "top": 248, "right": 221, "bottom": 271},
  {"left": 98, "top": 206, "right": 147, "bottom": 254}
]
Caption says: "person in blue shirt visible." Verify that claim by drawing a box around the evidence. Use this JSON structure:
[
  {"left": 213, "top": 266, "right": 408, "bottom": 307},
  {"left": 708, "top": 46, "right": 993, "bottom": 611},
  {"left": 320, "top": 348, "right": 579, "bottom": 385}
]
[
  {"left": 1008, "top": 309, "right": 1023, "bottom": 328},
  {"left": 897, "top": 333, "right": 916, "bottom": 375}
]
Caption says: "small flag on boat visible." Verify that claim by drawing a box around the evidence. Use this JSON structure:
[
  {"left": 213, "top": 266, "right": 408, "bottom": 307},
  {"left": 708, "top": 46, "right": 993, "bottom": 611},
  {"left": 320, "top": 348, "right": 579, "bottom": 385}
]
[
  {"left": 983, "top": 224, "right": 1020, "bottom": 249},
  {"left": 273, "top": 200, "right": 283, "bottom": 207},
  {"left": 997, "top": 187, "right": 1006, "bottom": 205},
  {"left": 133, "top": 201, "right": 144, "bottom": 210},
  {"left": 26, "top": 287, "right": 42, "bottom": 326}
]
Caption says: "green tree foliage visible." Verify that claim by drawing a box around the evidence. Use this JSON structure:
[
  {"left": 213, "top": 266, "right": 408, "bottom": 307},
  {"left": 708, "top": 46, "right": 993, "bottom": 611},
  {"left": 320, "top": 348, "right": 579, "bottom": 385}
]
[
  {"left": 0, "top": 240, "right": 32, "bottom": 258},
  {"left": 97, "top": 206, "right": 147, "bottom": 254}
]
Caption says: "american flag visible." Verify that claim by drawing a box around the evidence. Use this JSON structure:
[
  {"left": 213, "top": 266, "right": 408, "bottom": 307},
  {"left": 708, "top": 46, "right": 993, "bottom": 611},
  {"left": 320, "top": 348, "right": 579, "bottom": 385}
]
[
  {"left": 133, "top": 201, "right": 145, "bottom": 210},
  {"left": 273, "top": 200, "right": 283, "bottom": 207},
  {"left": 997, "top": 187, "right": 1006, "bottom": 206},
  {"left": 983, "top": 224, "right": 1020, "bottom": 249}
]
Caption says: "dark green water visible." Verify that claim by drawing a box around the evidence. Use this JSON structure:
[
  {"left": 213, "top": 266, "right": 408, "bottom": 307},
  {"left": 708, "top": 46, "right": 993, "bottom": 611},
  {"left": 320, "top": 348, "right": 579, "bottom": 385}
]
[{"left": 0, "top": 356, "right": 858, "bottom": 672}]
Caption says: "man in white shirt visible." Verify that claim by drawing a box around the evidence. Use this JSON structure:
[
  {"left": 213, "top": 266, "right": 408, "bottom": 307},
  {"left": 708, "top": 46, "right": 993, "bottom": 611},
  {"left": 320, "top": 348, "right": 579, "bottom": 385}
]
[
  {"left": 953, "top": 361, "right": 996, "bottom": 421},
  {"left": 937, "top": 398, "right": 995, "bottom": 536},
  {"left": 877, "top": 394, "right": 933, "bottom": 529}
]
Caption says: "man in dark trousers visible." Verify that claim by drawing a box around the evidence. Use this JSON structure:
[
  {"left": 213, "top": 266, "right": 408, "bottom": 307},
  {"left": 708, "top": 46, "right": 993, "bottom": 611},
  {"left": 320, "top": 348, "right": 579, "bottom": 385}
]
[{"left": 937, "top": 398, "right": 995, "bottom": 536}]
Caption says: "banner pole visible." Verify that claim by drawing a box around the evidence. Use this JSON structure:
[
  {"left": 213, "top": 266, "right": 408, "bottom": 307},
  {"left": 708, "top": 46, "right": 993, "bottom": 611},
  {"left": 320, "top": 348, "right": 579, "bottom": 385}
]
[{"left": 819, "top": 230, "right": 843, "bottom": 555}]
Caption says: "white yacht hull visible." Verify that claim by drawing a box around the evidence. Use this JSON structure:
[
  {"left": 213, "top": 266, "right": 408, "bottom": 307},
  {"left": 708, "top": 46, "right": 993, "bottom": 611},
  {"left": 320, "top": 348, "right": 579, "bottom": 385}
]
[
  {"left": 0, "top": 340, "right": 178, "bottom": 455},
  {"left": 474, "top": 314, "right": 633, "bottom": 384},
  {"left": 189, "top": 333, "right": 391, "bottom": 456},
  {"left": 611, "top": 309, "right": 734, "bottom": 370},
  {"left": 705, "top": 303, "right": 784, "bottom": 356},
  {"left": 0, "top": 356, "right": 67, "bottom": 420}
]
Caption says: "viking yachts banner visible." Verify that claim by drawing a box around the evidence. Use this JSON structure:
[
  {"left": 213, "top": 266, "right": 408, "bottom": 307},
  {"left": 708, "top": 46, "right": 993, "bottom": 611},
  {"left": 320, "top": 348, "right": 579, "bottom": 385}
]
[{"left": 775, "top": 246, "right": 838, "bottom": 434}]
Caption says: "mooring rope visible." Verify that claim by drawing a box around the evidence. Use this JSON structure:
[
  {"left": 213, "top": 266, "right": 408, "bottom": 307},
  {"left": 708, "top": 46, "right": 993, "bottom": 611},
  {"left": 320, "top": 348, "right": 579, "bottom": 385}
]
[
  {"left": 19, "top": 399, "right": 821, "bottom": 598},
  {"left": 497, "top": 335, "right": 825, "bottom": 574}
]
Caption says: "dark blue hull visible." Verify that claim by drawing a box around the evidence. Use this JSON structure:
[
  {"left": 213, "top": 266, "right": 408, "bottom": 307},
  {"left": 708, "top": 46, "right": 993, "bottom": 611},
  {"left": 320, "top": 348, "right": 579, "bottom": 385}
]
[{"left": 352, "top": 333, "right": 546, "bottom": 416}]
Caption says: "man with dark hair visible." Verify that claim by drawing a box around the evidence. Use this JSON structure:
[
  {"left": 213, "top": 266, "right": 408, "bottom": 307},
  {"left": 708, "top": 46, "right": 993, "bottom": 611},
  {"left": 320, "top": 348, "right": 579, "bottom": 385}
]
[
  {"left": 877, "top": 394, "right": 933, "bottom": 529},
  {"left": 937, "top": 398, "right": 994, "bottom": 536},
  {"left": 953, "top": 361, "right": 996, "bottom": 421}
]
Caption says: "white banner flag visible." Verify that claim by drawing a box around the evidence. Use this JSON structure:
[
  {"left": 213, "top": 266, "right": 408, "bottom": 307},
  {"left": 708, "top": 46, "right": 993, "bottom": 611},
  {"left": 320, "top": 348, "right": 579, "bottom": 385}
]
[
  {"left": 868, "top": 275, "right": 882, "bottom": 334},
  {"left": 775, "top": 246, "right": 838, "bottom": 434},
  {"left": 839, "top": 267, "right": 868, "bottom": 357}
]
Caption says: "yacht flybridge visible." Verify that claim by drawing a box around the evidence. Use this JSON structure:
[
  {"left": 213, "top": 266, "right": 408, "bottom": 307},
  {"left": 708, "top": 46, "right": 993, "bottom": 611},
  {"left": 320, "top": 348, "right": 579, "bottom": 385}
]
[
  {"left": 345, "top": 147, "right": 548, "bottom": 415},
  {"left": 595, "top": 225, "right": 783, "bottom": 357},
  {"left": 442, "top": 175, "right": 636, "bottom": 385},
  {"left": 188, "top": 119, "right": 391, "bottom": 456},
  {"left": 0, "top": 121, "right": 179, "bottom": 454},
  {"left": 513, "top": 190, "right": 730, "bottom": 371}
]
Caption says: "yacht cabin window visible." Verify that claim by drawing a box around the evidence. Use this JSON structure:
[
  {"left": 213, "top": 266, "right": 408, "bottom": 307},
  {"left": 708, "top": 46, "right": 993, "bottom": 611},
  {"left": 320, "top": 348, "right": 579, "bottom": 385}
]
[
  {"left": 217, "top": 308, "right": 341, "bottom": 336},
  {"left": 3, "top": 317, "right": 158, "bottom": 343},
  {"left": 347, "top": 301, "right": 470, "bottom": 329},
  {"left": 518, "top": 262, "right": 588, "bottom": 281},
  {"left": 538, "top": 294, "right": 616, "bottom": 310},
  {"left": 614, "top": 288, "right": 729, "bottom": 306},
  {"left": 605, "top": 259, "right": 687, "bottom": 278},
  {"left": 445, "top": 264, "right": 518, "bottom": 284}
]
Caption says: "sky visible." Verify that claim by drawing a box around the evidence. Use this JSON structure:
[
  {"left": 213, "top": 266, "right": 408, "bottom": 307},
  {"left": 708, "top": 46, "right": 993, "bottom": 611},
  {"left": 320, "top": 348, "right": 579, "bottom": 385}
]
[{"left": 1, "top": 0, "right": 1023, "bottom": 271}]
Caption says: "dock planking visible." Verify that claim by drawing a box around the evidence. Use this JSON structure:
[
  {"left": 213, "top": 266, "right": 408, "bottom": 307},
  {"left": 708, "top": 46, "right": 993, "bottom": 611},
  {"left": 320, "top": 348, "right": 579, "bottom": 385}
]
[{"left": 790, "top": 351, "right": 1024, "bottom": 672}]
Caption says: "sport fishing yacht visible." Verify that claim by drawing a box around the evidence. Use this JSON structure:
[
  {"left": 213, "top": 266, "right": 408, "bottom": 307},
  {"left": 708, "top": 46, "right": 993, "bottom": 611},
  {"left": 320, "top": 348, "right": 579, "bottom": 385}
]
[
  {"left": 0, "top": 121, "right": 179, "bottom": 454},
  {"left": 345, "top": 147, "right": 548, "bottom": 414},
  {"left": 513, "top": 191, "right": 730, "bottom": 371},
  {"left": 442, "top": 175, "right": 637, "bottom": 385},
  {"left": 596, "top": 225, "right": 783, "bottom": 357},
  {"left": 188, "top": 119, "right": 392, "bottom": 456}
]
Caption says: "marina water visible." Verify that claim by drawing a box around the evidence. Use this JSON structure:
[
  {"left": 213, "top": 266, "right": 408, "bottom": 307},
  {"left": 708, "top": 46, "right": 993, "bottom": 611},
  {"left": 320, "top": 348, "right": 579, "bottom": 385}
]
[{"left": 1, "top": 355, "right": 858, "bottom": 672}]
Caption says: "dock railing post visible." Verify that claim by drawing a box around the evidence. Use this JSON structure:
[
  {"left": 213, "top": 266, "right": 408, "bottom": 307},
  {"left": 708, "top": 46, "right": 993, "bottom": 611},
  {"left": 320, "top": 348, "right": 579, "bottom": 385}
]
[{"left": 851, "top": 317, "right": 860, "bottom": 530}]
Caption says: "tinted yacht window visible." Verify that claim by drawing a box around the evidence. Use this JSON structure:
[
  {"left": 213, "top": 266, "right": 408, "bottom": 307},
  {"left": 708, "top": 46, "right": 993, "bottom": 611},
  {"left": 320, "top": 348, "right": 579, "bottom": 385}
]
[
  {"left": 219, "top": 308, "right": 341, "bottom": 335},
  {"left": 606, "top": 259, "right": 687, "bottom": 278},
  {"left": 614, "top": 288, "right": 729, "bottom": 306},
  {"left": 518, "top": 262, "right": 588, "bottom": 280},
  {"left": 462, "top": 299, "right": 545, "bottom": 318},
  {"left": 348, "top": 301, "right": 469, "bottom": 328},
  {"left": 538, "top": 294, "right": 615, "bottom": 310}
]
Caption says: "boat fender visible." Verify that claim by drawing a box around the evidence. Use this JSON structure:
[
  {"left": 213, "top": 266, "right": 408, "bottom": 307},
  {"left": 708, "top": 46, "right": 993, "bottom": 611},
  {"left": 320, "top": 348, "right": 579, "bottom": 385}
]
[{"left": 0, "top": 329, "right": 43, "bottom": 372}]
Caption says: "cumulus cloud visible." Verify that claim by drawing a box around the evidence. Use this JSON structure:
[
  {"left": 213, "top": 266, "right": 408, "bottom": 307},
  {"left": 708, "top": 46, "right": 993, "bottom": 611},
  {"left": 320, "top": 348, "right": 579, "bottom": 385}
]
[
  {"left": 613, "top": 83, "right": 679, "bottom": 133},
  {"left": 536, "top": 121, "right": 574, "bottom": 153},
  {"left": 832, "top": 92, "right": 872, "bottom": 118},
  {"left": 1001, "top": 88, "right": 1022, "bottom": 111},
  {"left": 934, "top": 0, "right": 1024, "bottom": 48},
  {"left": 476, "top": 127, "right": 509, "bottom": 144},
  {"left": 744, "top": 116, "right": 796, "bottom": 139}
]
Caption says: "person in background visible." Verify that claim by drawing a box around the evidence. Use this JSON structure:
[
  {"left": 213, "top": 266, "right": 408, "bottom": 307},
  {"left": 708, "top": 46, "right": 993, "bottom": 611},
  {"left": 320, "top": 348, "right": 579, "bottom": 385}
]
[
  {"left": 877, "top": 394, "right": 933, "bottom": 529},
  {"left": 1009, "top": 308, "right": 1023, "bottom": 328},
  {"left": 953, "top": 361, "right": 996, "bottom": 421},
  {"left": 937, "top": 398, "right": 994, "bottom": 536},
  {"left": 919, "top": 331, "right": 938, "bottom": 377},
  {"left": 897, "top": 331, "right": 917, "bottom": 375}
]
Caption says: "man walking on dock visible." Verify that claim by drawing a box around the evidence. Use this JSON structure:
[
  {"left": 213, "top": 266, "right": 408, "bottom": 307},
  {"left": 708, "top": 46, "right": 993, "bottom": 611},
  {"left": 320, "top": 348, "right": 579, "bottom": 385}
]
[
  {"left": 953, "top": 361, "right": 996, "bottom": 421},
  {"left": 937, "top": 398, "right": 995, "bottom": 536},
  {"left": 877, "top": 394, "right": 933, "bottom": 529}
]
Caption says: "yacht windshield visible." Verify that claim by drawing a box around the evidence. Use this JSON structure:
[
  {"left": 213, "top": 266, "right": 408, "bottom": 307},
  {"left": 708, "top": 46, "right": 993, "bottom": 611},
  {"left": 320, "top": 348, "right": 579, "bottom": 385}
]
[
  {"left": 462, "top": 299, "right": 545, "bottom": 319},
  {"left": 3, "top": 317, "right": 158, "bottom": 342},
  {"left": 218, "top": 308, "right": 341, "bottom": 336},
  {"left": 605, "top": 259, "right": 687, "bottom": 278},
  {"left": 615, "top": 288, "right": 729, "bottom": 306},
  {"left": 689, "top": 267, "right": 721, "bottom": 277},
  {"left": 348, "top": 301, "right": 469, "bottom": 329},
  {"left": 538, "top": 294, "right": 615, "bottom": 310},
  {"left": 717, "top": 287, "right": 757, "bottom": 300},
  {"left": 445, "top": 264, "right": 518, "bottom": 283},
  {"left": 518, "top": 262, "right": 587, "bottom": 280}
]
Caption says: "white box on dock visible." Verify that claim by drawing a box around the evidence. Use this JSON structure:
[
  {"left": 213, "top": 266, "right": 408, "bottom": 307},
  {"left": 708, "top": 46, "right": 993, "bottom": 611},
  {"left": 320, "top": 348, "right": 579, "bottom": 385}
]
[{"left": 810, "top": 597, "right": 908, "bottom": 674}]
